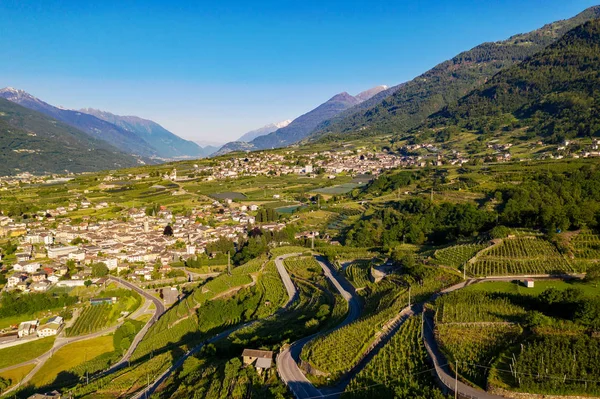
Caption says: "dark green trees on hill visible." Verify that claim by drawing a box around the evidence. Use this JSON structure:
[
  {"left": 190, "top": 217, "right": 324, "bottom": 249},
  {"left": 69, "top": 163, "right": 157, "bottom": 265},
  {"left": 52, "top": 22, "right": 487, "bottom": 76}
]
[
  {"left": 310, "top": 6, "right": 600, "bottom": 141},
  {"left": 430, "top": 19, "right": 600, "bottom": 143}
]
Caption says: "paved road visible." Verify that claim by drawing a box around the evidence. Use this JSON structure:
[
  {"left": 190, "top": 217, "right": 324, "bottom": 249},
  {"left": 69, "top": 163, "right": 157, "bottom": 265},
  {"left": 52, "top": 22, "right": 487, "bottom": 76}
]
[
  {"left": 132, "top": 256, "right": 291, "bottom": 398},
  {"left": 277, "top": 255, "right": 362, "bottom": 399},
  {"left": 101, "top": 277, "right": 166, "bottom": 373},
  {"left": 274, "top": 253, "right": 302, "bottom": 308},
  {"left": 1, "top": 276, "right": 166, "bottom": 395}
]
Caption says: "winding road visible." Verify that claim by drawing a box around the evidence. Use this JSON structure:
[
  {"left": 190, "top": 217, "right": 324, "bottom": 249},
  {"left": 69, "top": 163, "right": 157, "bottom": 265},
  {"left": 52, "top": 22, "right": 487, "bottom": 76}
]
[
  {"left": 0, "top": 276, "right": 166, "bottom": 396},
  {"left": 276, "top": 255, "right": 362, "bottom": 399},
  {"left": 132, "top": 254, "right": 304, "bottom": 399}
]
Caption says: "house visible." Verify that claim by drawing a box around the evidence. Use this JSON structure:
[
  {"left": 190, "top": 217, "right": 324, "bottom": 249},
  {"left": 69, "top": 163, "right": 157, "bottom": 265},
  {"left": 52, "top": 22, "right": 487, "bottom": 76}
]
[
  {"left": 7, "top": 273, "right": 27, "bottom": 288},
  {"left": 37, "top": 320, "right": 62, "bottom": 337},
  {"left": 242, "top": 349, "right": 273, "bottom": 373},
  {"left": 18, "top": 320, "right": 39, "bottom": 338},
  {"left": 27, "top": 390, "right": 63, "bottom": 399},
  {"left": 30, "top": 281, "right": 51, "bottom": 292},
  {"left": 31, "top": 271, "right": 47, "bottom": 282},
  {"left": 47, "top": 246, "right": 79, "bottom": 259}
]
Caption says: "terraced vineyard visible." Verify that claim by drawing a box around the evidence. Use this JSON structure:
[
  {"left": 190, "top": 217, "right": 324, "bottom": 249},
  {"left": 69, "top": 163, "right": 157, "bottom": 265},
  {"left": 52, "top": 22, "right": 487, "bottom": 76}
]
[
  {"left": 343, "top": 317, "right": 446, "bottom": 399},
  {"left": 434, "top": 243, "right": 488, "bottom": 268},
  {"left": 468, "top": 237, "right": 574, "bottom": 276},
  {"left": 344, "top": 259, "right": 371, "bottom": 289},
  {"left": 437, "top": 323, "right": 522, "bottom": 389},
  {"left": 302, "top": 268, "right": 461, "bottom": 378},
  {"left": 571, "top": 229, "right": 600, "bottom": 260},
  {"left": 132, "top": 259, "right": 266, "bottom": 361},
  {"left": 435, "top": 291, "right": 526, "bottom": 323},
  {"left": 493, "top": 334, "right": 600, "bottom": 396}
]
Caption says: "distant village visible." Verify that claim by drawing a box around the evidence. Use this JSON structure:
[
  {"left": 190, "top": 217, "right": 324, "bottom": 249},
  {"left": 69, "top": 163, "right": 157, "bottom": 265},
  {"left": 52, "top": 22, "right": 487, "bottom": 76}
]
[{"left": 0, "top": 200, "right": 286, "bottom": 295}]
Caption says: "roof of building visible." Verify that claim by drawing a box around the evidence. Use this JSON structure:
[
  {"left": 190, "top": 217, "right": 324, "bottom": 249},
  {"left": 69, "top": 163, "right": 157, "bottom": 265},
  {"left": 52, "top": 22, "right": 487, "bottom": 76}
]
[
  {"left": 242, "top": 349, "right": 273, "bottom": 359},
  {"left": 256, "top": 357, "right": 273, "bottom": 369}
]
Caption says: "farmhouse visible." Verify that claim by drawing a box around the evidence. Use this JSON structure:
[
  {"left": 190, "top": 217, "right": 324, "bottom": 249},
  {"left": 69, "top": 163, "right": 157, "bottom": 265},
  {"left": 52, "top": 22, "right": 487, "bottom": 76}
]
[
  {"left": 37, "top": 317, "right": 63, "bottom": 337},
  {"left": 18, "top": 320, "right": 39, "bottom": 338},
  {"left": 242, "top": 349, "right": 273, "bottom": 372}
]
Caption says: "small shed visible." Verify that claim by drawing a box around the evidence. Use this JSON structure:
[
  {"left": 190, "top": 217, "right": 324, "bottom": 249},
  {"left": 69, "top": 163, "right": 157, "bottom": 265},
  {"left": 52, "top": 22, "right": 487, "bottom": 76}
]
[{"left": 524, "top": 279, "right": 535, "bottom": 288}]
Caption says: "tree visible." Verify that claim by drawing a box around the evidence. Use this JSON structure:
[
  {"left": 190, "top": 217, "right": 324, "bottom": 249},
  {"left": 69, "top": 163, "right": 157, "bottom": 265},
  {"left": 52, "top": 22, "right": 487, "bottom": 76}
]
[
  {"left": 0, "top": 376, "right": 10, "bottom": 393},
  {"left": 584, "top": 264, "right": 600, "bottom": 287},
  {"left": 163, "top": 224, "right": 174, "bottom": 236},
  {"left": 84, "top": 280, "right": 93, "bottom": 288},
  {"left": 91, "top": 263, "right": 109, "bottom": 278}
]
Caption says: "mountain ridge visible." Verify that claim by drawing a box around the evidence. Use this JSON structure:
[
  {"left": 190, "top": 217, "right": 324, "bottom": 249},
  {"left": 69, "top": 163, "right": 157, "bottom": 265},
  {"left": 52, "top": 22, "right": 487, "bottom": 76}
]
[
  {"left": 0, "top": 88, "right": 158, "bottom": 157},
  {"left": 79, "top": 108, "right": 213, "bottom": 158},
  {"left": 307, "top": 5, "right": 600, "bottom": 142}
]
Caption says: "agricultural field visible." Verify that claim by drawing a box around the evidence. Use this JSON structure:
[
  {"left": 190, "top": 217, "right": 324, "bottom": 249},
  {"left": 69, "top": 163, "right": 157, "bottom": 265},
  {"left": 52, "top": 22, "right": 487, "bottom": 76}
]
[
  {"left": 0, "top": 337, "right": 55, "bottom": 370},
  {"left": 30, "top": 335, "right": 115, "bottom": 388},
  {"left": 468, "top": 237, "right": 574, "bottom": 276},
  {"left": 132, "top": 257, "right": 283, "bottom": 362},
  {"left": 434, "top": 243, "right": 488, "bottom": 268},
  {"left": 436, "top": 323, "right": 522, "bottom": 389},
  {"left": 343, "top": 317, "right": 446, "bottom": 399},
  {"left": 0, "top": 364, "right": 35, "bottom": 392},
  {"left": 434, "top": 291, "right": 527, "bottom": 323},
  {"left": 570, "top": 229, "right": 600, "bottom": 260},
  {"left": 491, "top": 334, "right": 600, "bottom": 396},
  {"left": 343, "top": 259, "right": 372, "bottom": 289},
  {"left": 303, "top": 267, "right": 460, "bottom": 379}
]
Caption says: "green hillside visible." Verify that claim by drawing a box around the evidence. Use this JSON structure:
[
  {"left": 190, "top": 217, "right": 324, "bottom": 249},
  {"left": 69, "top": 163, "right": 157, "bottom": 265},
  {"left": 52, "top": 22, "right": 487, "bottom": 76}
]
[
  {"left": 428, "top": 19, "right": 600, "bottom": 143},
  {"left": 0, "top": 99, "right": 139, "bottom": 175},
  {"left": 308, "top": 6, "right": 600, "bottom": 142}
]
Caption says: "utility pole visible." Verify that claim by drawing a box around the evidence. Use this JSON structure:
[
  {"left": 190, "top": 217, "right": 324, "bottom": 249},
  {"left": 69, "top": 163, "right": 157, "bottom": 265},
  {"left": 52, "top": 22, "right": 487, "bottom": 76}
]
[
  {"left": 227, "top": 251, "right": 231, "bottom": 275},
  {"left": 454, "top": 362, "right": 458, "bottom": 399},
  {"left": 463, "top": 264, "right": 466, "bottom": 280}
]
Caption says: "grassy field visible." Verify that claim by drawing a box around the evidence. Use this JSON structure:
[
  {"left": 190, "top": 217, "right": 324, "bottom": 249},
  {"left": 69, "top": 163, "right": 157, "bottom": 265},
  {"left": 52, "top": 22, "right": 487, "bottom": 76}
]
[
  {"left": 0, "top": 337, "right": 55, "bottom": 370},
  {"left": 30, "top": 335, "right": 114, "bottom": 388},
  {"left": 463, "top": 279, "right": 600, "bottom": 297},
  {"left": 0, "top": 364, "right": 36, "bottom": 390}
]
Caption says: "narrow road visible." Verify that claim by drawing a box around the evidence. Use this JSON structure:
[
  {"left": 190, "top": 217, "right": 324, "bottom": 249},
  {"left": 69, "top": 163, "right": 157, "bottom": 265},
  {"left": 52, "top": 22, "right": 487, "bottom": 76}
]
[
  {"left": 277, "top": 255, "right": 362, "bottom": 399},
  {"left": 1, "top": 276, "right": 166, "bottom": 395},
  {"left": 131, "top": 255, "right": 300, "bottom": 399},
  {"left": 274, "top": 253, "right": 301, "bottom": 308},
  {"left": 101, "top": 277, "right": 166, "bottom": 372}
]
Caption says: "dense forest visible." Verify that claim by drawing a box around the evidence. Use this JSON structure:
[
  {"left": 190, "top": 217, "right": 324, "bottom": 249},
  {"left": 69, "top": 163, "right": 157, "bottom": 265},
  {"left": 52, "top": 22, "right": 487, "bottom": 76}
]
[{"left": 346, "top": 166, "right": 600, "bottom": 247}]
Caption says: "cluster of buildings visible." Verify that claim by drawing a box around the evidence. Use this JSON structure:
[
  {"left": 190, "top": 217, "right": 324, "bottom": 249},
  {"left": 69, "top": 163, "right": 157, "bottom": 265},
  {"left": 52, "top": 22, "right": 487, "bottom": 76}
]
[
  {"left": 16, "top": 316, "right": 64, "bottom": 338},
  {"left": 2, "top": 201, "right": 287, "bottom": 289}
]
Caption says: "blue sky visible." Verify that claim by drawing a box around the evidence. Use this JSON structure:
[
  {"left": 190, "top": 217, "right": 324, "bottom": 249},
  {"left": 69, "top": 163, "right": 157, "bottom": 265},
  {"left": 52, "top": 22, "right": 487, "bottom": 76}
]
[{"left": 1, "top": 0, "right": 598, "bottom": 143}]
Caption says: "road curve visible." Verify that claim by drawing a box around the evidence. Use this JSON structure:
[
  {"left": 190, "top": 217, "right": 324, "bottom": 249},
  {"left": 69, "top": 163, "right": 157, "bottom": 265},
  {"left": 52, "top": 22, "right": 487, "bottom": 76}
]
[
  {"left": 276, "top": 255, "right": 362, "bottom": 399},
  {"left": 131, "top": 254, "right": 302, "bottom": 399},
  {"left": 102, "top": 276, "right": 166, "bottom": 373}
]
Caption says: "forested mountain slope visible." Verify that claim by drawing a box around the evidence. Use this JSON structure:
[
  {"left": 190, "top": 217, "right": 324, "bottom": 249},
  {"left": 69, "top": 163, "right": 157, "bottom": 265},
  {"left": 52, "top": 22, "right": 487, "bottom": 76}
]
[
  {"left": 427, "top": 19, "right": 600, "bottom": 143},
  {"left": 0, "top": 99, "right": 139, "bottom": 175},
  {"left": 308, "top": 5, "right": 600, "bottom": 141}
]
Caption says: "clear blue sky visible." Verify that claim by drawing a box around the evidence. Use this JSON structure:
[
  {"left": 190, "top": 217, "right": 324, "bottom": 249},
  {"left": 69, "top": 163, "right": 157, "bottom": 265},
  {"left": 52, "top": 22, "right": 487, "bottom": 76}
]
[{"left": 0, "top": 0, "right": 597, "bottom": 143}]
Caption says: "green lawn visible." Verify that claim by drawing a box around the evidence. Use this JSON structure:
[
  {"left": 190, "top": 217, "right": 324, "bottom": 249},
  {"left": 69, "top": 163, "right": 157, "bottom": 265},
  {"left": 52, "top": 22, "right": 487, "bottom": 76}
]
[
  {"left": 464, "top": 279, "right": 600, "bottom": 297},
  {"left": 0, "top": 337, "right": 55, "bottom": 369}
]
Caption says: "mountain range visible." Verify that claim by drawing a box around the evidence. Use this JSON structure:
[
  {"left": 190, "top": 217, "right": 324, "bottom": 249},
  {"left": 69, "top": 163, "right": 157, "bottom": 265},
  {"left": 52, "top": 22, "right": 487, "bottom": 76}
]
[
  {"left": 0, "top": 98, "right": 140, "bottom": 176},
  {"left": 215, "top": 85, "right": 388, "bottom": 155},
  {"left": 426, "top": 18, "right": 600, "bottom": 144},
  {"left": 0, "top": 88, "right": 214, "bottom": 160},
  {"left": 79, "top": 108, "right": 212, "bottom": 159},
  {"left": 237, "top": 120, "right": 292, "bottom": 143}
]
